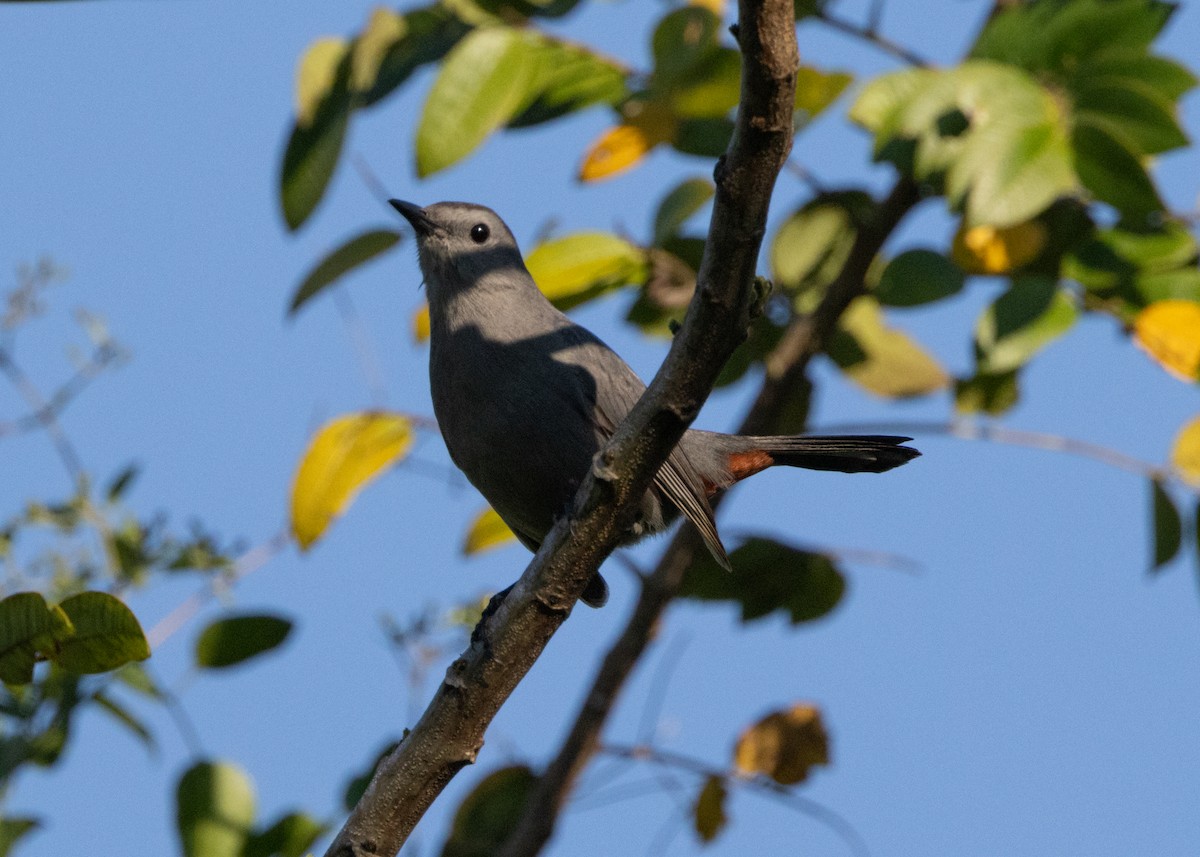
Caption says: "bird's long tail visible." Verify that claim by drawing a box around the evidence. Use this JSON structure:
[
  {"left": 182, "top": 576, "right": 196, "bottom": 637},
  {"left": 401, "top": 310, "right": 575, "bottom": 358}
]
[{"left": 730, "top": 435, "right": 920, "bottom": 478}]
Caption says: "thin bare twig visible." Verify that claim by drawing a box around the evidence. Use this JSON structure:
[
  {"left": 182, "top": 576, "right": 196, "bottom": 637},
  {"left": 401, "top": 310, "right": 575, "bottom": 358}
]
[
  {"left": 0, "top": 347, "right": 86, "bottom": 484},
  {"left": 145, "top": 529, "right": 290, "bottom": 650},
  {"left": 811, "top": 8, "right": 932, "bottom": 68},
  {"left": 600, "top": 742, "right": 870, "bottom": 857}
]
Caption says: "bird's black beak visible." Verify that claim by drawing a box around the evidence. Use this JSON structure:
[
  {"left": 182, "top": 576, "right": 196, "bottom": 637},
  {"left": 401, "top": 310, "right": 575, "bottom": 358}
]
[{"left": 388, "top": 199, "right": 437, "bottom": 237}]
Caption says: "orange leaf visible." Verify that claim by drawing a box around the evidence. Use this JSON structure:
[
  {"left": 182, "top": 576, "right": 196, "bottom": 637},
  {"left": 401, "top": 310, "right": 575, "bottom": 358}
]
[{"left": 1133, "top": 300, "right": 1200, "bottom": 382}]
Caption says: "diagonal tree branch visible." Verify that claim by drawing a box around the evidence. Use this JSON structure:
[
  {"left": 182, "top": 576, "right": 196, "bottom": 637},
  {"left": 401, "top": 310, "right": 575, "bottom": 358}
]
[
  {"left": 498, "top": 176, "right": 922, "bottom": 857},
  {"left": 320, "top": 2, "right": 799, "bottom": 855}
]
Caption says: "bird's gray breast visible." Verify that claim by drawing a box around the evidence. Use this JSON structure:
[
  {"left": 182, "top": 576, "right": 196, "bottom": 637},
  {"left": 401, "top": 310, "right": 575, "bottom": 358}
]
[{"left": 430, "top": 318, "right": 619, "bottom": 546}]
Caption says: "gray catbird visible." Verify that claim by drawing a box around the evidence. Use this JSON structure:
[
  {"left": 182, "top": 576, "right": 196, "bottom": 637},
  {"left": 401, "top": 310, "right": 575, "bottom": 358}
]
[{"left": 390, "top": 199, "right": 919, "bottom": 607}]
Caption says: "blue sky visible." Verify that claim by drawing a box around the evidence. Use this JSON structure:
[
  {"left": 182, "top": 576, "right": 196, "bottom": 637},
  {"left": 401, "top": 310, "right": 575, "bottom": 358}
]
[{"left": 3, "top": 1, "right": 1200, "bottom": 856}]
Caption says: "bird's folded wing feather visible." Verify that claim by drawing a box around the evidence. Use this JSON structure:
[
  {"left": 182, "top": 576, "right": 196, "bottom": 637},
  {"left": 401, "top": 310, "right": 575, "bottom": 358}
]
[{"left": 580, "top": 337, "right": 731, "bottom": 571}]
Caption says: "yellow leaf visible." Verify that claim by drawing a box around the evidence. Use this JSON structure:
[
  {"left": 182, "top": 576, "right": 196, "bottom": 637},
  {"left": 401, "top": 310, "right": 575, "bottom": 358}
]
[
  {"left": 733, "top": 703, "right": 829, "bottom": 786},
  {"left": 1171, "top": 416, "right": 1200, "bottom": 486},
  {"left": 526, "top": 232, "right": 648, "bottom": 307},
  {"left": 579, "top": 104, "right": 675, "bottom": 183},
  {"left": 351, "top": 7, "right": 407, "bottom": 94},
  {"left": 690, "top": 0, "right": 726, "bottom": 14},
  {"left": 951, "top": 221, "right": 1048, "bottom": 275},
  {"left": 1134, "top": 300, "right": 1200, "bottom": 382},
  {"left": 462, "top": 507, "right": 516, "bottom": 555},
  {"left": 579, "top": 125, "right": 653, "bottom": 182},
  {"left": 291, "top": 412, "right": 413, "bottom": 549},
  {"left": 692, "top": 775, "right": 727, "bottom": 843},
  {"left": 413, "top": 303, "right": 431, "bottom": 343},
  {"left": 829, "top": 297, "right": 949, "bottom": 398},
  {"left": 295, "top": 37, "right": 350, "bottom": 126}
]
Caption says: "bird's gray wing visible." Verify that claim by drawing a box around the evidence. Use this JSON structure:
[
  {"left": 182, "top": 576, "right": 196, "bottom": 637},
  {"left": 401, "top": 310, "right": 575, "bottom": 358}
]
[{"left": 577, "top": 336, "right": 731, "bottom": 571}]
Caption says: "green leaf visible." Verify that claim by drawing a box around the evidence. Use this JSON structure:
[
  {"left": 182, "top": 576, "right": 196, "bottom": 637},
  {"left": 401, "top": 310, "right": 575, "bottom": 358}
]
[
  {"left": 680, "top": 537, "right": 847, "bottom": 624},
  {"left": 1071, "top": 120, "right": 1163, "bottom": 219},
  {"left": 950, "top": 111, "right": 1076, "bottom": 228},
  {"left": 670, "top": 47, "right": 741, "bottom": 119},
  {"left": 1071, "top": 77, "right": 1188, "bottom": 155},
  {"left": 0, "top": 592, "right": 66, "bottom": 685},
  {"left": 416, "top": 27, "right": 542, "bottom": 177},
  {"left": 508, "top": 39, "right": 627, "bottom": 128},
  {"left": 793, "top": 66, "right": 853, "bottom": 128},
  {"left": 525, "top": 232, "right": 648, "bottom": 311},
  {"left": 855, "top": 62, "right": 1078, "bottom": 228},
  {"left": 875, "top": 249, "right": 965, "bottom": 307},
  {"left": 1065, "top": 223, "right": 1200, "bottom": 313},
  {"left": 651, "top": 6, "right": 722, "bottom": 92},
  {"left": 653, "top": 177, "right": 713, "bottom": 245},
  {"left": 1151, "top": 478, "right": 1182, "bottom": 572},
  {"left": 0, "top": 817, "right": 39, "bottom": 857},
  {"left": 441, "top": 765, "right": 537, "bottom": 857},
  {"left": 288, "top": 229, "right": 402, "bottom": 316},
  {"left": 243, "top": 813, "right": 327, "bottom": 857},
  {"left": 177, "top": 761, "right": 257, "bottom": 857},
  {"left": 828, "top": 297, "right": 949, "bottom": 398},
  {"left": 672, "top": 117, "right": 735, "bottom": 157},
  {"left": 195, "top": 614, "right": 293, "bottom": 670},
  {"left": 114, "top": 662, "right": 164, "bottom": 699},
  {"left": 54, "top": 592, "right": 149, "bottom": 675},
  {"left": 974, "top": 276, "right": 1077, "bottom": 374},
  {"left": 1078, "top": 52, "right": 1197, "bottom": 103},
  {"left": 771, "top": 191, "right": 873, "bottom": 301},
  {"left": 715, "top": 316, "right": 786, "bottom": 388},
  {"left": 357, "top": 6, "right": 471, "bottom": 108},
  {"left": 972, "top": 0, "right": 1173, "bottom": 76},
  {"left": 105, "top": 464, "right": 139, "bottom": 501},
  {"left": 92, "top": 691, "right": 156, "bottom": 751},
  {"left": 280, "top": 42, "right": 353, "bottom": 231},
  {"left": 954, "top": 371, "right": 1020, "bottom": 416},
  {"left": 693, "top": 775, "right": 727, "bottom": 843}
]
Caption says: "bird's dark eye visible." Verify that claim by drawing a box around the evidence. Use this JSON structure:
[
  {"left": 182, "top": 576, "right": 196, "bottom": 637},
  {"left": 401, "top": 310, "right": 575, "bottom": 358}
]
[{"left": 470, "top": 223, "right": 490, "bottom": 244}]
